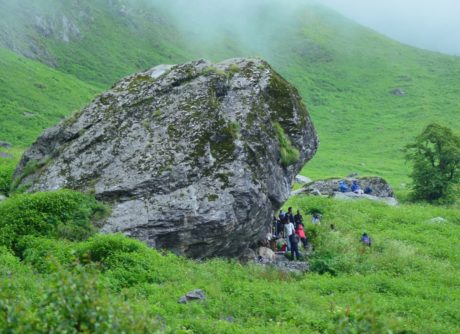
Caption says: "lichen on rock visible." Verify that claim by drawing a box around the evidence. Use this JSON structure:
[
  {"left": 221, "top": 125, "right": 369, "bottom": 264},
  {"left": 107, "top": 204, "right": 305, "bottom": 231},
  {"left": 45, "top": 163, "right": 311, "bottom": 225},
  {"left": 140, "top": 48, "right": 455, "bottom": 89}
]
[{"left": 14, "top": 58, "right": 318, "bottom": 258}]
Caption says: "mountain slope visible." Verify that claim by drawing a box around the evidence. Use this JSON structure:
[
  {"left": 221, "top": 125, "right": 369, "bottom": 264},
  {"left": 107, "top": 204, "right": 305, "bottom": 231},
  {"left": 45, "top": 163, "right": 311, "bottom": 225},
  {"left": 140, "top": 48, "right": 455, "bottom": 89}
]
[
  {"left": 1, "top": 0, "right": 459, "bottom": 187},
  {"left": 0, "top": 47, "right": 98, "bottom": 146}
]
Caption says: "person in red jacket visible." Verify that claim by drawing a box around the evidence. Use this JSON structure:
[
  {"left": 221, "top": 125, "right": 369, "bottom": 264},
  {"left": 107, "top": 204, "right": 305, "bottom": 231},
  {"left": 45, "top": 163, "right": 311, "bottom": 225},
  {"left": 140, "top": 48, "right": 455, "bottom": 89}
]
[{"left": 295, "top": 222, "right": 308, "bottom": 248}]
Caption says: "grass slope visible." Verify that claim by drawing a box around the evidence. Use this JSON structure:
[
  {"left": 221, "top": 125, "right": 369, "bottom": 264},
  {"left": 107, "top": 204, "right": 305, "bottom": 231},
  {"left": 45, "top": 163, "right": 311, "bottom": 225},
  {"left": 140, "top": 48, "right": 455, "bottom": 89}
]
[
  {"left": 0, "top": 47, "right": 98, "bottom": 147},
  {"left": 266, "top": 6, "right": 460, "bottom": 187},
  {"left": 1, "top": 1, "right": 459, "bottom": 187}
]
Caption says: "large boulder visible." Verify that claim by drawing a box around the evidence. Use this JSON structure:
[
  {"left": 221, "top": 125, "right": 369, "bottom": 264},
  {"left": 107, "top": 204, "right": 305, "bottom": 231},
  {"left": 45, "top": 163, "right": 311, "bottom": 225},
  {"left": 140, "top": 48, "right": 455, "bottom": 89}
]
[{"left": 14, "top": 58, "right": 318, "bottom": 258}]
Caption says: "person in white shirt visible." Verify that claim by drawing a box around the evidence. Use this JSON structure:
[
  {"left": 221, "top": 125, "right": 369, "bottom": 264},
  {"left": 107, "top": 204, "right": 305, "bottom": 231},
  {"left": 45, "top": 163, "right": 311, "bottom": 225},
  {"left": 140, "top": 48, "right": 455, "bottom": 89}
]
[{"left": 284, "top": 221, "right": 295, "bottom": 251}]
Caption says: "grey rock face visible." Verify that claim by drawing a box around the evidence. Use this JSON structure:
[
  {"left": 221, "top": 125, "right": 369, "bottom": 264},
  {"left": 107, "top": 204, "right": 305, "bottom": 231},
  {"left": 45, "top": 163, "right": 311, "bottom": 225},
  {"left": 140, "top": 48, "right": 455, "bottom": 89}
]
[{"left": 14, "top": 58, "right": 318, "bottom": 258}]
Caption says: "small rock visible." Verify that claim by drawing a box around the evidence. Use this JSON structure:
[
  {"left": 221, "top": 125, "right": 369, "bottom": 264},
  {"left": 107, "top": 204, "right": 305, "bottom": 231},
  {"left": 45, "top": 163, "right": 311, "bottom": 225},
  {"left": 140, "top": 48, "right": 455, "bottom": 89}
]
[
  {"left": 225, "top": 316, "right": 234, "bottom": 323},
  {"left": 311, "top": 188, "right": 321, "bottom": 196},
  {"left": 391, "top": 88, "right": 406, "bottom": 96},
  {"left": 347, "top": 173, "right": 359, "bottom": 178},
  {"left": 238, "top": 248, "right": 257, "bottom": 263},
  {"left": 0, "top": 152, "right": 13, "bottom": 159},
  {"left": 428, "top": 217, "right": 447, "bottom": 224},
  {"left": 256, "top": 247, "right": 275, "bottom": 262},
  {"left": 178, "top": 289, "right": 206, "bottom": 304},
  {"left": 0, "top": 195, "right": 6, "bottom": 202},
  {"left": 0, "top": 141, "right": 11, "bottom": 149},
  {"left": 295, "top": 175, "right": 312, "bottom": 184}
]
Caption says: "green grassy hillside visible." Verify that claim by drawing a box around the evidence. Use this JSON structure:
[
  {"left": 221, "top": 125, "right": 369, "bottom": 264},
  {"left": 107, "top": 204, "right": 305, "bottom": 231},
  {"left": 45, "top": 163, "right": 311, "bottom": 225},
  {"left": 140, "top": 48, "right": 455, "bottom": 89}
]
[
  {"left": 1, "top": 1, "right": 459, "bottom": 186},
  {"left": 0, "top": 47, "right": 98, "bottom": 146}
]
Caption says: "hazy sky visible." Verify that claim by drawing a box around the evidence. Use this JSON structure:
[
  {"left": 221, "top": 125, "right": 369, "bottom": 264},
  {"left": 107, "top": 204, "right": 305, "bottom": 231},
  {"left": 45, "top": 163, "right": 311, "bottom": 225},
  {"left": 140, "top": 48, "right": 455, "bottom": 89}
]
[{"left": 318, "top": 0, "right": 460, "bottom": 56}]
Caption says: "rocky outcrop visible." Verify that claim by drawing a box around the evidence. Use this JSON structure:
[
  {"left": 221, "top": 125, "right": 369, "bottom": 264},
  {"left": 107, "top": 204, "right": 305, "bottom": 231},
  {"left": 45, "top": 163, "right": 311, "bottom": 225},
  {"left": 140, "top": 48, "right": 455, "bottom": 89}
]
[
  {"left": 14, "top": 58, "right": 318, "bottom": 258},
  {"left": 302, "top": 177, "right": 394, "bottom": 197},
  {"left": 333, "top": 192, "right": 398, "bottom": 206},
  {"left": 297, "top": 176, "right": 397, "bottom": 205}
]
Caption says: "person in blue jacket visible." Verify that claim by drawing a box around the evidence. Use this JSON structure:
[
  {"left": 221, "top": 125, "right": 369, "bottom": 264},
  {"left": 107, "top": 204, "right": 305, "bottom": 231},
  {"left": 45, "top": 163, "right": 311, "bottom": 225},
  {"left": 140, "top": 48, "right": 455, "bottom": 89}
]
[{"left": 338, "top": 181, "right": 349, "bottom": 192}]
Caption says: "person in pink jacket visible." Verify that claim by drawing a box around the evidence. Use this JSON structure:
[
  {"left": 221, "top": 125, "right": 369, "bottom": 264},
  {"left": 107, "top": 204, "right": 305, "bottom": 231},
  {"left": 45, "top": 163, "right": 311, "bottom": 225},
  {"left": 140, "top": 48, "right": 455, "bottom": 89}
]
[{"left": 295, "top": 222, "right": 308, "bottom": 248}]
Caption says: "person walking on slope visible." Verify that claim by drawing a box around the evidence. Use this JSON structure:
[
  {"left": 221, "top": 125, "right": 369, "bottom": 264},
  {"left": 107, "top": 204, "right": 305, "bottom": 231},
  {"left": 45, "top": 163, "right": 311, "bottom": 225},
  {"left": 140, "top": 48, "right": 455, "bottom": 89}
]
[
  {"left": 284, "top": 219, "right": 295, "bottom": 251},
  {"left": 290, "top": 232, "right": 301, "bottom": 260},
  {"left": 360, "top": 232, "right": 371, "bottom": 255},
  {"left": 360, "top": 233, "right": 371, "bottom": 247}
]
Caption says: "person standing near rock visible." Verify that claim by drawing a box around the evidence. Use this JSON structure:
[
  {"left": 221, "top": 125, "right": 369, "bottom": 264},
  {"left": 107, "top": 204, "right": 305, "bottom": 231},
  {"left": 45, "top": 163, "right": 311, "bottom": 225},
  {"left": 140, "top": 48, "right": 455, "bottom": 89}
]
[
  {"left": 287, "top": 207, "right": 295, "bottom": 225},
  {"left": 294, "top": 210, "right": 303, "bottom": 228},
  {"left": 295, "top": 221, "right": 307, "bottom": 249},
  {"left": 290, "top": 233, "right": 301, "bottom": 260},
  {"left": 279, "top": 210, "right": 287, "bottom": 237},
  {"left": 284, "top": 219, "right": 295, "bottom": 251}
]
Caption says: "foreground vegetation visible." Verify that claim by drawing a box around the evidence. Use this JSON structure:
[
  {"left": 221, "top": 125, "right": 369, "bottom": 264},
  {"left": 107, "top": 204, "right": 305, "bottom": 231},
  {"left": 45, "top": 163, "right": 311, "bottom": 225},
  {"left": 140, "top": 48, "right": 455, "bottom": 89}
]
[{"left": 0, "top": 190, "right": 458, "bottom": 333}]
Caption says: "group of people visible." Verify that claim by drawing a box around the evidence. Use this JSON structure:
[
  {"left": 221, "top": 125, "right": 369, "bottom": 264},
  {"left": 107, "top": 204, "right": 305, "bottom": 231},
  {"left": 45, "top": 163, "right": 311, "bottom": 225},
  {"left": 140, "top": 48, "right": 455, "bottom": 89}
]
[
  {"left": 271, "top": 207, "right": 321, "bottom": 260},
  {"left": 269, "top": 206, "right": 373, "bottom": 261},
  {"left": 338, "top": 180, "right": 372, "bottom": 195}
]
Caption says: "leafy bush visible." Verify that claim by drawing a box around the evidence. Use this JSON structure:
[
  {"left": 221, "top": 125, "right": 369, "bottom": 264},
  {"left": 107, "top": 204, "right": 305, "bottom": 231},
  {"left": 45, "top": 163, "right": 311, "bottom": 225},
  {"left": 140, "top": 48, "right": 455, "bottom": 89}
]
[
  {"left": 76, "top": 234, "right": 170, "bottom": 290},
  {"left": 405, "top": 123, "right": 460, "bottom": 203},
  {"left": 77, "top": 233, "right": 148, "bottom": 263},
  {"left": 0, "top": 190, "right": 108, "bottom": 250},
  {"left": 17, "top": 236, "right": 76, "bottom": 273},
  {"left": 0, "top": 158, "right": 16, "bottom": 195},
  {"left": 0, "top": 265, "right": 158, "bottom": 334}
]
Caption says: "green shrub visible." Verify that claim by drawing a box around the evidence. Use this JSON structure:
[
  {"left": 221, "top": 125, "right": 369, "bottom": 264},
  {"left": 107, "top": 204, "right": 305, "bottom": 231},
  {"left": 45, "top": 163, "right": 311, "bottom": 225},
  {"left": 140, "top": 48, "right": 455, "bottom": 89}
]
[
  {"left": 76, "top": 234, "right": 169, "bottom": 290},
  {"left": 0, "top": 190, "right": 108, "bottom": 250},
  {"left": 37, "top": 266, "right": 158, "bottom": 333},
  {"left": 77, "top": 233, "right": 148, "bottom": 263},
  {"left": 0, "top": 158, "right": 16, "bottom": 195},
  {"left": 0, "top": 265, "right": 158, "bottom": 334},
  {"left": 17, "top": 236, "right": 77, "bottom": 273}
]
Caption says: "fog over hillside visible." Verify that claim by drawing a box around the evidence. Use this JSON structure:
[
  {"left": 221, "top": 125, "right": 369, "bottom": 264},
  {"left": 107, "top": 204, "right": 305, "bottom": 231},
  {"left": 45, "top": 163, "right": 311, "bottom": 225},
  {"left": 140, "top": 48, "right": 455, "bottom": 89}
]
[
  {"left": 153, "top": 0, "right": 460, "bottom": 56},
  {"left": 319, "top": 0, "right": 460, "bottom": 56}
]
